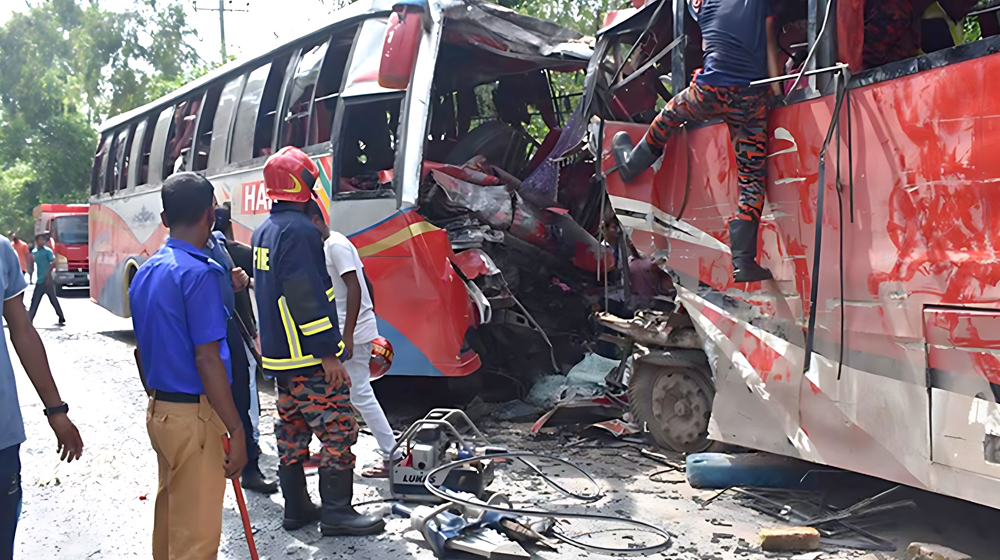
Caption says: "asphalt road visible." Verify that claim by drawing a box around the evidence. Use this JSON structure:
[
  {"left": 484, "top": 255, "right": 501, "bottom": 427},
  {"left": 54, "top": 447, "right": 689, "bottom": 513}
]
[{"left": 8, "top": 287, "right": 1000, "bottom": 559}]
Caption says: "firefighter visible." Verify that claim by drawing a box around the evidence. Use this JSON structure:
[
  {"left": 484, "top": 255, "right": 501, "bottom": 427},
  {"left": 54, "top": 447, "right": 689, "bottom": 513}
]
[
  {"left": 612, "top": 0, "right": 782, "bottom": 283},
  {"left": 252, "top": 146, "right": 385, "bottom": 536}
]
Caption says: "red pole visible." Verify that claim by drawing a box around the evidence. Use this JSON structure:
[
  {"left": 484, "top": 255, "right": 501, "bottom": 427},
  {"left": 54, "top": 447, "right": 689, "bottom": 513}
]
[{"left": 222, "top": 435, "right": 260, "bottom": 560}]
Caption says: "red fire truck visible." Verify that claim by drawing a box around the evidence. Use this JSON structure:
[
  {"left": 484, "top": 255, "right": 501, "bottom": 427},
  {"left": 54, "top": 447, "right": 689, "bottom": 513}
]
[{"left": 33, "top": 204, "right": 90, "bottom": 293}]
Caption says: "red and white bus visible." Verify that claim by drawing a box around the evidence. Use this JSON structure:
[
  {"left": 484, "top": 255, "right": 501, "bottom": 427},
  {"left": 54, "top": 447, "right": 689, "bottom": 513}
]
[
  {"left": 593, "top": 0, "right": 1000, "bottom": 510},
  {"left": 89, "top": 0, "right": 590, "bottom": 379}
]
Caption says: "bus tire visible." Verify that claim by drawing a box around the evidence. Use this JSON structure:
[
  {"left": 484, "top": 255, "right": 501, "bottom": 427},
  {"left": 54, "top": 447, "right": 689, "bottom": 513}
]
[{"left": 629, "top": 363, "right": 715, "bottom": 454}]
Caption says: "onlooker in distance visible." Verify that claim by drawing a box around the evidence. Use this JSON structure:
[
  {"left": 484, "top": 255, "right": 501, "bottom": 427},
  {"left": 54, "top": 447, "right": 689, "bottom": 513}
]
[{"left": 27, "top": 233, "right": 65, "bottom": 325}]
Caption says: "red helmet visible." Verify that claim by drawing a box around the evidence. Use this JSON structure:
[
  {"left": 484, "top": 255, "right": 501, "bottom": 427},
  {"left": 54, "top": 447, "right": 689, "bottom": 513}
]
[
  {"left": 263, "top": 146, "right": 319, "bottom": 203},
  {"left": 370, "top": 337, "right": 394, "bottom": 380}
]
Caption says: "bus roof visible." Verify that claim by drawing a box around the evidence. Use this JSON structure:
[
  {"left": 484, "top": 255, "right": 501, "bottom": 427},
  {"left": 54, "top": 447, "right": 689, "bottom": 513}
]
[
  {"left": 98, "top": 0, "right": 387, "bottom": 133},
  {"left": 98, "top": 0, "right": 590, "bottom": 134}
]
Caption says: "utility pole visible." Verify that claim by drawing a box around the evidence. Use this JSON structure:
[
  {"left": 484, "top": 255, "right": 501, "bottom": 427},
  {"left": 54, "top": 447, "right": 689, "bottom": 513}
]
[{"left": 194, "top": 1, "right": 249, "bottom": 64}]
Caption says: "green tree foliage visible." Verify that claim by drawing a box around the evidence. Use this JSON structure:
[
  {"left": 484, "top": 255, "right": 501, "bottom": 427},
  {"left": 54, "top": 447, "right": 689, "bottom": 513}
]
[
  {"left": 512, "top": 0, "right": 630, "bottom": 36},
  {"left": 0, "top": 0, "right": 200, "bottom": 238}
]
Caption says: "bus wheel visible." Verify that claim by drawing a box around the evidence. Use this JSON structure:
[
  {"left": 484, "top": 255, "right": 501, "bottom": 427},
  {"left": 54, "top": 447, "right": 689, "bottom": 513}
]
[{"left": 630, "top": 364, "right": 714, "bottom": 453}]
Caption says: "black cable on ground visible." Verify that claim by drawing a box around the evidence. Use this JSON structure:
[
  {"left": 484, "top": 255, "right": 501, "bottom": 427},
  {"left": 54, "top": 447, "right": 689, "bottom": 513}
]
[{"left": 423, "top": 452, "right": 672, "bottom": 555}]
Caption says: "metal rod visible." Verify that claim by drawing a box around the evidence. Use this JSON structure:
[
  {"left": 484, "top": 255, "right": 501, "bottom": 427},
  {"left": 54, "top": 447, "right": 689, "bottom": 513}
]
[
  {"left": 751, "top": 63, "right": 849, "bottom": 87},
  {"left": 610, "top": 34, "right": 685, "bottom": 94},
  {"left": 218, "top": 0, "right": 227, "bottom": 62}
]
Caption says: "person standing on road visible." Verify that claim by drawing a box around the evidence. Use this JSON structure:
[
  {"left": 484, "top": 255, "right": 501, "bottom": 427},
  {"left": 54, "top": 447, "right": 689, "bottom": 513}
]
[
  {"left": 214, "top": 204, "right": 264, "bottom": 465},
  {"left": 0, "top": 234, "right": 83, "bottom": 560},
  {"left": 253, "top": 146, "right": 384, "bottom": 536},
  {"left": 204, "top": 211, "right": 277, "bottom": 494},
  {"left": 305, "top": 200, "right": 400, "bottom": 478},
  {"left": 27, "top": 233, "right": 65, "bottom": 325},
  {"left": 9, "top": 234, "right": 31, "bottom": 283},
  {"left": 128, "top": 173, "right": 248, "bottom": 560}
]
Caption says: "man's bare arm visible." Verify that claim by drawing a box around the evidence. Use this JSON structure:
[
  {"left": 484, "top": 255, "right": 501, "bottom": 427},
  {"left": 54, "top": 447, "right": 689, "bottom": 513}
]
[
  {"left": 341, "top": 270, "right": 362, "bottom": 356},
  {"left": 766, "top": 16, "right": 783, "bottom": 96},
  {"left": 4, "top": 293, "right": 83, "bottom": 462}
]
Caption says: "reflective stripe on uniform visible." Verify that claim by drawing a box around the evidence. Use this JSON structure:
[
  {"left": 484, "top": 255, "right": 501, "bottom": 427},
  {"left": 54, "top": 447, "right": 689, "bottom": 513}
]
[
  {"left": 300, "top": 317, "right": 333, "bottom": 336},
  {"left": 326, "top": 287, "right": 335, "bottom": 301},
  {"left": 262, "top": 355, "right": 323, "bottom": 371},
  {"left": 277, "top": 296, "right": 303, "bottom": 358},
  {"left": 261, "top": 339, "right": 345, "bottom": 371}
]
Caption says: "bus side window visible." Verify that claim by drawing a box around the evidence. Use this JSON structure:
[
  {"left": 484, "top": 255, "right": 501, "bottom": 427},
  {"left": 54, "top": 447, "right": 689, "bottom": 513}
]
[
  {"left": 231, "top": 64, "right": 272, "bottom": 163},
  {"left": 163, "top": 97, "right": 202, "bottom": 178},
  {"left": 193, "top": 85, "right": 223, "bottom": 172},
  {"left": 336, "top": 95, "right": 402, "bottom": 192},
  {"left": 208, "top": 74, "right": 246, "bottom": 171},
  {"left": 103, "top": 132, "right": 119, "bottom": 195},
  {"left": 254, "top": 55, "right": 291, "bottom": 159},
  {"left": 312, "top": 27, "right": 357, "bottom": 145},
  {"left": 109, "top": 127, "right": 130, "bottom": 193},
  {"left": 133, "top": 115, "right": 156, "bottom": 187},
  {"left": 281, "top": 39, "right": 329, "bottom": 149},
  {"left": 91, "top": 134, "right": 111, "bottom": 197},
  {"left": 149, "top": 106, "right": 175, "bottom": 184},
  {"left": 117, "top": 123, "right": 136, "bottom": 192}
]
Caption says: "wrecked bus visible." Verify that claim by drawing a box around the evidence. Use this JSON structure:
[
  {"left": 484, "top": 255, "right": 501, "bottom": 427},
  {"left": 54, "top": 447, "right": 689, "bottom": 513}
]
[
  {"left": 586, "top": 0, "right": 1000, "bottom": 511},
  {"left": 87, "top": 0, "right": 594, "bottom": 380}
]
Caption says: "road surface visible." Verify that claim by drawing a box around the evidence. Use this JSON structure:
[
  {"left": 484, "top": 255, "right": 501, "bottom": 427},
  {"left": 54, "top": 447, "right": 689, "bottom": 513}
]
[{"left": 8, "top": 287, "right": 1000, "bottom": 559}]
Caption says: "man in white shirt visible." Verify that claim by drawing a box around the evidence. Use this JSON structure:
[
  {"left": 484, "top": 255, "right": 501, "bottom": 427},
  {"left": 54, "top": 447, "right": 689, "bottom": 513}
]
[{"left": 305, "top": 200, "right": 399, "bottom": 477}]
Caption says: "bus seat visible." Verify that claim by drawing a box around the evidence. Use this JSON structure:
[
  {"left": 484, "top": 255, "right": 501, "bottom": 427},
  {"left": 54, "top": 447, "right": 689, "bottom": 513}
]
[{"left": 443, "top": 120, "right": 532, "bottom": 178}]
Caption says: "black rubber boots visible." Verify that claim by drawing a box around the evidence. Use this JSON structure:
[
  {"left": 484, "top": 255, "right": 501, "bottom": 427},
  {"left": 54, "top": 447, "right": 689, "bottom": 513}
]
[
  {"left": 278, "top": 463, "right": 320, "bottom": 530},
  {"left": 611, "top": 131, "right": 659, "bottom": 183},
  {"left": 729, "top": 219, "right": 773, "bottom": 283},
  {"left": 319, "top": 468, "right": 385, "bottom": 536}
]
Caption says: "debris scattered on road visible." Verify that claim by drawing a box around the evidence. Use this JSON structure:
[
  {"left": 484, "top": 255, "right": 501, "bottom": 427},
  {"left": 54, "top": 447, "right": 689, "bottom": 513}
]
[
  {"left": 732, "top": 485, "right": 913, "bottom": 552},
  {"left": 759, "top": 526, "right": 821, "bottom": 552},
  {"left": 906, "top": 542, "right": 972, "bottom": 560}
]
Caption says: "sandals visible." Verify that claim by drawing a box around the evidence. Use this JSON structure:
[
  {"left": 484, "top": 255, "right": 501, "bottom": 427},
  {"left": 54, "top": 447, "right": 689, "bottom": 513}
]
[{"left": 361, "top": 459, "right": 392, "bottom": 479}]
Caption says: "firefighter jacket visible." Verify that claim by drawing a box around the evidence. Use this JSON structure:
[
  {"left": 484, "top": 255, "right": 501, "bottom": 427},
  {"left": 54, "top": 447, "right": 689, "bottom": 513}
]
[{"left": 251, "top": 202, "right": 346, "bottom": 380}]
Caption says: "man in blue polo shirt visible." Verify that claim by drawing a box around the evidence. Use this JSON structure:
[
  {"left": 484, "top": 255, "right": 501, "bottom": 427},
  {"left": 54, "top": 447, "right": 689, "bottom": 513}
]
[{"left": 129, "top": 172, "right": 247, "bottom": 560}]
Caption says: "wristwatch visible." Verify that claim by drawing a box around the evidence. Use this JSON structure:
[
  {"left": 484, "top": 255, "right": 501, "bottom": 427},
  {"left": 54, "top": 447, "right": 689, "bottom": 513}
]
[{"left": 43, "top": 402, "right": 69, "bottom": 417}]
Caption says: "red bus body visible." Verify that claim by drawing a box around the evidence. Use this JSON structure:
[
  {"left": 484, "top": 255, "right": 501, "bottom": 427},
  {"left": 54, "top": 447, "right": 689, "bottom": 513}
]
[{"left": 601, "top": 40, "right": 1000, "bottom": 508}]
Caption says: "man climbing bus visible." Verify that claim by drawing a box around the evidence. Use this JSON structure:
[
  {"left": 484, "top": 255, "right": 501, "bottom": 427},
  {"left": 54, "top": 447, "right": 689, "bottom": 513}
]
[{"left": 613, "top": 0, "right": 782, "bottom": 283}]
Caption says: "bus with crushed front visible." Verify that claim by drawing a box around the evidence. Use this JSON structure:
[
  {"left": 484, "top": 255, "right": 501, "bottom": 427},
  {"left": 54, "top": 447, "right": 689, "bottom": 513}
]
[{"left": 88, "top": 0, "right": 594, "bottom": 381}]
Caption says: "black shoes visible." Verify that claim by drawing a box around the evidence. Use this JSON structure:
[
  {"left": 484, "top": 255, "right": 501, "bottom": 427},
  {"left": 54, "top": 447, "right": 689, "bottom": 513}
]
[
  {"left": 241, "top": 463, "right": 278, "bottom": 494},
  {"left": 318, "top": 467, "right": 385, "bottom": 536},
  {"left": 729, "top": 219, "right": 773, "bottom": 283},
  {"left": 611, "top": 131, "right": 660, "bottom": 183},
  {"left": 278, "top": 463, "right": 320, "bottom": 531}
]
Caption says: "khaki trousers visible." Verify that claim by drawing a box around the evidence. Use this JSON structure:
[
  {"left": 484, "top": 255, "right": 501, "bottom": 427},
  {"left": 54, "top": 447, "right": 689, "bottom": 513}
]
[{"left": 146, "top": 395, "right": 227, "bottom": 560}]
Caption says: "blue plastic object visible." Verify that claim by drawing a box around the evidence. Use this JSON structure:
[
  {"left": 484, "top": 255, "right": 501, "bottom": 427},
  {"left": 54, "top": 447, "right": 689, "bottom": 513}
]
[{"left": 686, "top": 452, "right": 815, "bottom": 490}]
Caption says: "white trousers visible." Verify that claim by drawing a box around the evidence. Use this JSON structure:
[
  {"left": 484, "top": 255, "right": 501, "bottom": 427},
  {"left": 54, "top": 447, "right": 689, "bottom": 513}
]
[{"left": 345, "top": 342, "right": 399, "bottom": 459}]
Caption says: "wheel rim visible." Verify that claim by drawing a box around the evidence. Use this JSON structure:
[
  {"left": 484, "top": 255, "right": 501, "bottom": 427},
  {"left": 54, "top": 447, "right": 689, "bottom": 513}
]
[{"left": 650, "top": 370, "right": 712, "bottom": 450}]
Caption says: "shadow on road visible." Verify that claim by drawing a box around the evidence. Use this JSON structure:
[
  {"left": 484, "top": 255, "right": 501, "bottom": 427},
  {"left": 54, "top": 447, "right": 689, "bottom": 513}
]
[{"left": 99, "top": 330, "right": 136, "bottom": 346}]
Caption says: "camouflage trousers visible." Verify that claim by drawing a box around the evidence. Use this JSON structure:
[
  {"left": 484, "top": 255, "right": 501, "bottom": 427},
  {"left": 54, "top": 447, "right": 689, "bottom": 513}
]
[
  {"left": 276, "top": 370, "right": 357, "bottom": 470},
  {"left": 642, "top": 77, "right": 772, "bottom": 222}
]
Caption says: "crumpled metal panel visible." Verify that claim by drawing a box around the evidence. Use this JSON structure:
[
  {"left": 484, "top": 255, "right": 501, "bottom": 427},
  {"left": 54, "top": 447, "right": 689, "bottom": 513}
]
[{"left": 599, "top": 45, "right": 1000, "bottom": 509}]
